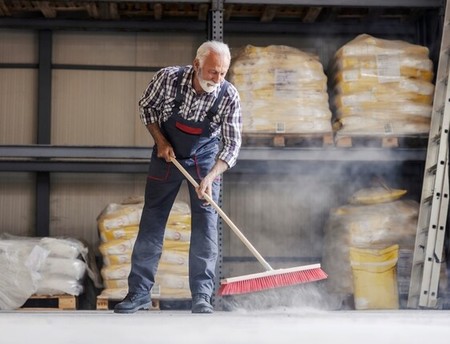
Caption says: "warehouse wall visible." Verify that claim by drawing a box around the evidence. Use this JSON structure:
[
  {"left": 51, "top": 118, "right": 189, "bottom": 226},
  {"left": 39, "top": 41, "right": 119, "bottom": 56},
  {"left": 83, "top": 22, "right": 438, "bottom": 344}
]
[
  {"left": 0, "top": 30, "right": 203, "bottom": 245},
  {"left": 51, "top": 31, "right": 202, "bottom": 147},
  {"left": 0, "top": 28, "right": 423, "bottom": 273},
  {"left": 0, "top": 30, "right": 38, "bottom": 236}
]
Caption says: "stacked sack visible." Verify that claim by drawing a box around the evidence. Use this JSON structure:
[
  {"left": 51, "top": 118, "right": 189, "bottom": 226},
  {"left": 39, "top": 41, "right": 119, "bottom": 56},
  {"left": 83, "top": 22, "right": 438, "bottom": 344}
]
[
  {"left": 321, "top": 185, "right": 418, "bottom": 308},
  {"left": 97, "top": 198, "right": 192, "bottom": 300},
  {"left": 331, "top": 34, "right": 434, "bottom": 135},
  {"left": 33, "top": 237, "right": 88, "bottom": 296},
  {"left": 0, "top": 234, "right": 88, "bottom": 310},
  {"left": 229, "top": 44, "right": 332, "bottom": 134}
]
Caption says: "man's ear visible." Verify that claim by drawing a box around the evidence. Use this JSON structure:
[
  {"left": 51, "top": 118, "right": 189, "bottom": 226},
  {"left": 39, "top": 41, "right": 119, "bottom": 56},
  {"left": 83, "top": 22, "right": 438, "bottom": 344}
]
[{"left": 193, "top": 58, "right": 200, "bottom": 71}]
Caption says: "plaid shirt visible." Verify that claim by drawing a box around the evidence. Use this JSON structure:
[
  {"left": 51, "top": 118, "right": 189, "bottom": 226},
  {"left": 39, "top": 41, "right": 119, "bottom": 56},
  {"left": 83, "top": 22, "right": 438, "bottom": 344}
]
[{"left": 139, "top": 65, "right": 242, "bottom": 168}]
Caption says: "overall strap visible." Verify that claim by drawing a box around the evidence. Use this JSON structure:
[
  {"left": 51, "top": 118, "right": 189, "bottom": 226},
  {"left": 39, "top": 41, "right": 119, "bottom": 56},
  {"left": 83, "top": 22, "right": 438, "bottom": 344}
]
[
  {"left": 206, "top": 81, "right": 229, "bottom": 122},
  {"left": 172, "top": 66, "right": 186, "bottom": 116},
  {"left": 174, "top": 66, "right": 228, "bottom": 122}
]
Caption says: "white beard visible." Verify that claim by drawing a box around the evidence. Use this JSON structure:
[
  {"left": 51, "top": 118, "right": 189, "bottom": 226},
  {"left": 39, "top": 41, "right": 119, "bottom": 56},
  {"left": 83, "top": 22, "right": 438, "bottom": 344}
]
[{"left": 197, "top": 69, "right": 220, "bottom": 93}]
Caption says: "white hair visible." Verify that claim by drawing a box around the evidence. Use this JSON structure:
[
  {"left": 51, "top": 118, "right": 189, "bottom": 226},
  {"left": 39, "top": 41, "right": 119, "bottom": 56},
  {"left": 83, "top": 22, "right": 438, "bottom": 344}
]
[{"left": 196, "top": 41, "right": 231, "bottom": 67}]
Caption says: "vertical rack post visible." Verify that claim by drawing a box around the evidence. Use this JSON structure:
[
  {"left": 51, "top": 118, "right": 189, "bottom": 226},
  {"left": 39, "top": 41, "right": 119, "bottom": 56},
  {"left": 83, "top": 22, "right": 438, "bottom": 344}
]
[
  {"left": 408, "top": 0, "right": 450, "bottom": 309},
  {"left": 209, "top": 0, "right": 224, "bottom": 42}
]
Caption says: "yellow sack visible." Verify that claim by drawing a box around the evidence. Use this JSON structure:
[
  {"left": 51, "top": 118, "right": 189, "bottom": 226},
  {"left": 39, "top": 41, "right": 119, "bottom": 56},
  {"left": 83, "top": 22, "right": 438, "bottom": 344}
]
[
  {"left": 99, "top": 237, "right": 135, "bottom": 256},
  {"left": 103, "top": 253, "right": 132, "bottom": 266},
  {"left": 349, "top": 187, "right": 407, "bottom": 205},
  {"left": 350, "top": 245, "right": 399, "bottom": 310},
  {"left": 99, "top": 225, "right": 139, "bottom": 242}
]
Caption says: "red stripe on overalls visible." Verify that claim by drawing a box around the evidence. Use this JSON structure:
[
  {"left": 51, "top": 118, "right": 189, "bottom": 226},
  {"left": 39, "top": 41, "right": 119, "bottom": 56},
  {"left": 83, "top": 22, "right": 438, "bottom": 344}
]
[
  {"left": 148, "top": 163, "right": 171, "bottom": 181},
  {"left": 176, "top": 121, "right": 203, "bottom": 135}
]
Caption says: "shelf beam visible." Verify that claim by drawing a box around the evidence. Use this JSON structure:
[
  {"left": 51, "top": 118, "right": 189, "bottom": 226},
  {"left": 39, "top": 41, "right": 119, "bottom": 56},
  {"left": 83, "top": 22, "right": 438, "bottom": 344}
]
[
  {"left": 91, "top": 0, "right": 440, "bottom": 7},
  {"left": 0, "top": 18, "right": 207, "bottom": 31},
  {"left": 0, "top": 145, "right": 427, "bottom": 161},
  {"left": 238, "top": 147, "right": 426, "bottom": 162},
  {"left": 225, "top": 0, "right": 441, "bottom": 7},
  {"left": 0, "top": 145, "right": 427, "bottom": 173}
]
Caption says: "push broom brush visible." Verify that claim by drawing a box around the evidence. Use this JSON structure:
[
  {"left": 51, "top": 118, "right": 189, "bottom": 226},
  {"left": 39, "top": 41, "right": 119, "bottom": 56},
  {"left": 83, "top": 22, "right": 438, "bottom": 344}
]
[{"left": 171, "top": 158, "right": 328, "bottom": 296}]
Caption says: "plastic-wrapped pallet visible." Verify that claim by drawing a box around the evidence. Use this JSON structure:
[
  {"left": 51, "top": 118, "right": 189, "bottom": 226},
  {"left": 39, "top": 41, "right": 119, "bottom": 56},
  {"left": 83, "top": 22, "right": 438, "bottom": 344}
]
[
  {"left": 229, "top": 44, "right": 332, "bottom": 134},
  {"left": 97, "top": 198, "right": 192, "bottom": 300},
  {"left": 0, "top": 234, "right": 88, "bottom": 310},
  {"left": 331, "top": 34, "right": 434, "bottom": 135}
]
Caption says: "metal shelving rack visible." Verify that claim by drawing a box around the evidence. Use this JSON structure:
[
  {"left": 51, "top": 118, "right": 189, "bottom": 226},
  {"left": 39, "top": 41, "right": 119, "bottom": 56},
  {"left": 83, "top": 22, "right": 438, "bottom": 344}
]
[
  {"left": 0, "top": 0, "right": 446, "bottom": 306},
  {"left": 0, "top": 0, "right": 440, "bottom": 232}
]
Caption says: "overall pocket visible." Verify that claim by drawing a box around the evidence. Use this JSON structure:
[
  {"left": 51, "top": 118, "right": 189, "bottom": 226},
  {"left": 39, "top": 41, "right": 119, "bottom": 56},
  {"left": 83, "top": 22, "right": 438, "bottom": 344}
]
[{"left": 147, "top": 151, "right": 171, "bottom": 181}]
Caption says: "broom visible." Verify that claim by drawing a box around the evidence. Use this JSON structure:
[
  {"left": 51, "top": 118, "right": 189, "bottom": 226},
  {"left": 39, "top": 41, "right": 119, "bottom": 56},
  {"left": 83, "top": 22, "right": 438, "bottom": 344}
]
[{"left": 171, "top": 158, "right": 328, "bottom": 296}]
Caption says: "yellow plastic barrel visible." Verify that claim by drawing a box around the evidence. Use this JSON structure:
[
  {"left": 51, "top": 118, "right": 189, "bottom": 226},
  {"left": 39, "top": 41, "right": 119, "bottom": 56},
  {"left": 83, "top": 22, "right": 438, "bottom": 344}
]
[{"left": 350, "top": 244, "right": 399, "bottom": 310}]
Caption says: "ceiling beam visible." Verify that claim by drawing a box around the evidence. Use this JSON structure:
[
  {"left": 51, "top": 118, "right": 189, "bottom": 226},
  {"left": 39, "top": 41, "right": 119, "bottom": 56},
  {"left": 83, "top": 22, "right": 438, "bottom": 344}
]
[
  {"left": 303, "top": 7, "right": 322, "bottom": 23},
  {"left": 32, "top": 1, "right": 57, "bottom": 18},
  {"left": 27, "top": 0, "right": 442, "bottom": 8},
  {"left": 0, "top": 17, "right": 207, "bottom": 31},
  {"left": 198, "top": 3, "right": 209, "bottom": 21},
  {"left": 260, "top": 5, "right": 277, "bottom": 22},
  {"left": 85, "top": 3, "right": 99, "bottom": 18},
  {"left": 0, "top": 17, "right": 416, "bottom": 36},
  {"left": 154, "top": 3, "right": 163, "bottom": 20},
  {"left": 0, "top": 0, "right": 10, "bottom": 16},
  {"left": 225, "top": 0, "right": 440, "bottom": 7}
]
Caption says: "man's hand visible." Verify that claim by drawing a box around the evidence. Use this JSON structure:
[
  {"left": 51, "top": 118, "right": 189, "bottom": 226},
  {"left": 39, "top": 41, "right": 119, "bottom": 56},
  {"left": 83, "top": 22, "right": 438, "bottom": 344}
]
[
  {"left": 196, "top": 159, "right": 229, "bottom": 204},
  {"left": 196, "top": 174, "right": 214, "bottom": 203},
  {"left": 156, "top": 141, "right": 176, "bottom": 162},
  {"left": 147, "top": 123, "right": 175, "bottom": 162}
]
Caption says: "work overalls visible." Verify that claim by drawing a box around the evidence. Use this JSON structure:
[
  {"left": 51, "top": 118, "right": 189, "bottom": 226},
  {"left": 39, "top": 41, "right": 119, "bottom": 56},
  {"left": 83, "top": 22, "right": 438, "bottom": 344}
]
[{"left": 128, "top": 67, "right": 229, "bottom": 297}]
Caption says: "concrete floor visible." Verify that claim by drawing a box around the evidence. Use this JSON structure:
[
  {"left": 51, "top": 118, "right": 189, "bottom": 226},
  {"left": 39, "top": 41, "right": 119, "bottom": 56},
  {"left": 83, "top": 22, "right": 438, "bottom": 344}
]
[
  {"left": 1, "top": 285, "right": 450, "bottom": 343},
  {"left": 1, "top": 308, "right": 450, "bottom": 344}
]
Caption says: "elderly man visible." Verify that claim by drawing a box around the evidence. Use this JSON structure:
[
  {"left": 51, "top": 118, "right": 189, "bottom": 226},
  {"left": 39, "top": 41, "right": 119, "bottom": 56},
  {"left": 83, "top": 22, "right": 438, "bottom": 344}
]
[{"left": 114, "top": 41, "right": 242, "bottom": 314}]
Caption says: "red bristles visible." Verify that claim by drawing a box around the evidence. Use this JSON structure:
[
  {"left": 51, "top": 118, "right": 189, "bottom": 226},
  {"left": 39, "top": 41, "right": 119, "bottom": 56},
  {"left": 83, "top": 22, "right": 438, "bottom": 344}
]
[{"left": 218, "top": 265, "right": 328, "bottom": 296}]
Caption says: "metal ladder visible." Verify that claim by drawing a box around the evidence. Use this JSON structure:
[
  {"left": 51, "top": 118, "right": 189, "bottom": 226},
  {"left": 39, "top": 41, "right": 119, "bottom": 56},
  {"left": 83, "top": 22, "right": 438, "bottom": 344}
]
[{"left": 407, "top": 0, "right": 450, "bottom": 309}]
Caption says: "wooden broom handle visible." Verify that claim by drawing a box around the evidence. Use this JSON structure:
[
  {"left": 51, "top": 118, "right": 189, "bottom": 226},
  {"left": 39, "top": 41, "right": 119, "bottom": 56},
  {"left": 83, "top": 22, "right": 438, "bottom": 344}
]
[{"left": 171, "top": 158, "right": 274, "bottom": 271}]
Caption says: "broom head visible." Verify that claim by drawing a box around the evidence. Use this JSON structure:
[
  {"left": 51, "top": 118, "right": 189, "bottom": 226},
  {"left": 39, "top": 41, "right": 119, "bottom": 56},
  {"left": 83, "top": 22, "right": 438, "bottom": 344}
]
[{"left": 218, "top": 263, "right": 327, "bottom": 296}]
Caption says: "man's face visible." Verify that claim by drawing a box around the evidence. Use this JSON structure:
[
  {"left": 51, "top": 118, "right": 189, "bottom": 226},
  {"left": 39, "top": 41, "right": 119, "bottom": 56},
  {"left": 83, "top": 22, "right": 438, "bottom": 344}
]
[{"left": 195, "top": 52, "right": 230, "bottom": 93}]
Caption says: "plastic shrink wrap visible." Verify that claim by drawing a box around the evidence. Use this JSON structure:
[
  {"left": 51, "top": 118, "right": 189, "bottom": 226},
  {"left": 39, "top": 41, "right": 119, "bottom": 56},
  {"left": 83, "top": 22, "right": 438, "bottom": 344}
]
[
  {"left": 331, "top": 34, "right": 434, "bottom": 135},
  {"left": 98, "top": 199, "right": 192, "bottom": 300},
  {"left": 229, "top": 44, "right": 332, "bottom": 134},
  {"left": 0, "top": 235, "right": 88, "bottom": 309}
]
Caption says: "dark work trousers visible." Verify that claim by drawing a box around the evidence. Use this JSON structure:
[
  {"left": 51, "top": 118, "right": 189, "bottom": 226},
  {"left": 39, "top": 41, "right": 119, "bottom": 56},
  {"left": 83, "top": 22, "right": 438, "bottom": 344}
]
[{"left": 127, "top": 152, "right": 220, "bottom": 297}]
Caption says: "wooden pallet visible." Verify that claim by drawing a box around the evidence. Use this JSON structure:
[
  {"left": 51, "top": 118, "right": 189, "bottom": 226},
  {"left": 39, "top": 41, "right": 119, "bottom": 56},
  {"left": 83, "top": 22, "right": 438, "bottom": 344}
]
[
  {"left": 96, "top": 296, "right": 192, "bottom": 311},
  {"left": 335, "top": 134, "right": 429, "bottom": 148},
  {"left": 242, "top": 132, "right": 334, "bottom": 148},
  {"left": 21, "top": 294, "right": 77, "bottom": 310}
]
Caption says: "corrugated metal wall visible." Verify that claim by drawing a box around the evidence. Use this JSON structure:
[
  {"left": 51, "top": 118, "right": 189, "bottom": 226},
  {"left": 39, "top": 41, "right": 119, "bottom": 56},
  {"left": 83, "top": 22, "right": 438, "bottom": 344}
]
[
  {"left": 221, "top": 173, "right": 344, "bottom": 276},
  {"left": 0, "top": 30, "right": 38, "bottom": 236},
  {"left": 0, "top": 28, "right": 419, "bottom": 275},
  {"left": 0, "top": 30, "right": 203, "bottom": 244}
]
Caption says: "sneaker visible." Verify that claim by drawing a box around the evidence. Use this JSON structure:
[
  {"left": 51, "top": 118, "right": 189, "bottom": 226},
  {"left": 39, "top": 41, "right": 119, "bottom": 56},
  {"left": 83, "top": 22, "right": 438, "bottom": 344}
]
[
  {"left": 114, "top": 293, "right": 151, "bottom": 314},
  {"left": 191, "top": 293, "right": 214, "bottom": 314}
]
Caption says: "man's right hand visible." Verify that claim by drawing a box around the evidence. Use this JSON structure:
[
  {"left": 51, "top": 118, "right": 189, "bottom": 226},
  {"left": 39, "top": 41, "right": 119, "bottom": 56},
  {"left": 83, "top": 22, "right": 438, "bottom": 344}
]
[
  {"left": 147, "top": 123, "right": 175, "bottom": 162},
  {"left": 156, "top": 142, "right": 176, "bottom": 163}
]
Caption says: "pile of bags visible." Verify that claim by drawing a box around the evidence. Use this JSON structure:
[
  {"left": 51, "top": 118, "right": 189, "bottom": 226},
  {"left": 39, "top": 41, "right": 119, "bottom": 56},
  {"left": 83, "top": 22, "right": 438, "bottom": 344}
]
[
  {"left": 229, "top": 44, "right": 332, "bottom": 134},
  {"left": 0, "top": 234, "right": 88, "bottom": 310},
  {"left": 97, "top": 198, "right": 192, "bottom": 300},
  {"left": 331, "top": 34, "right": 434, "bottom": 135},
  {"left": 322, "top": 185, "right": 418, "bottom": 309}
]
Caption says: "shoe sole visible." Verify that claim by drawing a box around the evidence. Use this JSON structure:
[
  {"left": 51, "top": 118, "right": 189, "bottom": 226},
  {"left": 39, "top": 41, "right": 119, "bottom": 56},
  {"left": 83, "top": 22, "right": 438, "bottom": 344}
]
[
  {"left": 113, "top": 302, "right": 151, "bottom": 314},
  {"left": 192, "top": 307, "right": 214, "bottom": 314}
]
